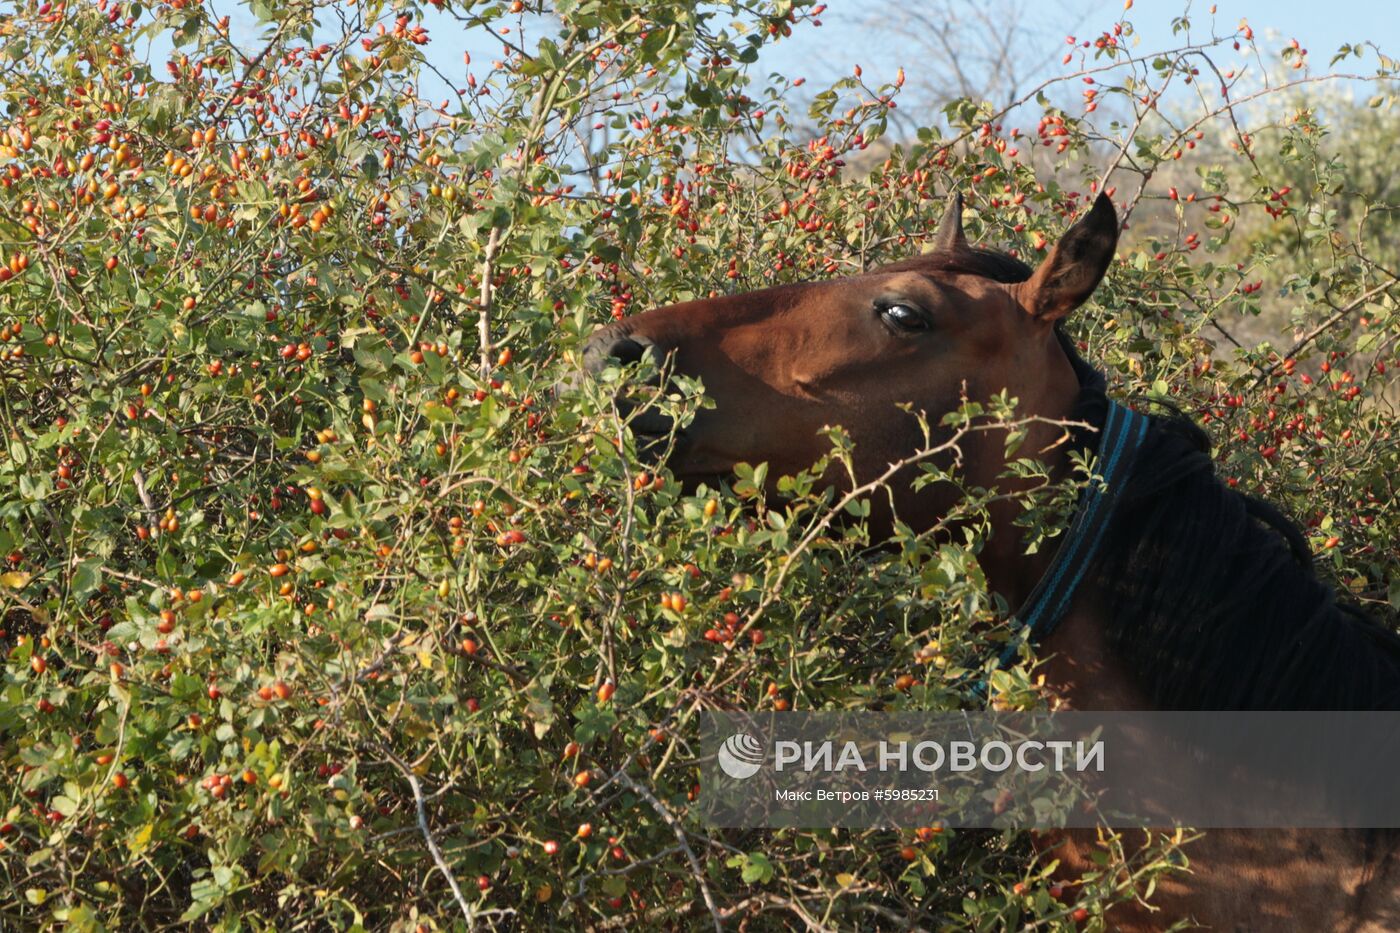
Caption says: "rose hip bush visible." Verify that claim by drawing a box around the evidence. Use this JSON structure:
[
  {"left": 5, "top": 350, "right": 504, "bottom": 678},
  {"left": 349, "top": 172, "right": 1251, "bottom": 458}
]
[{"left": 1, "top": 0, "right": 1397, "bottom": 929}]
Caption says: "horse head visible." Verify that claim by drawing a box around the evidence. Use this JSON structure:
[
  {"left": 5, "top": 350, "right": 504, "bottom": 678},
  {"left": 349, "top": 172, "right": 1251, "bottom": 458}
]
[{"left": 582, "top": 192, "right": 1119, "bottom": 580}]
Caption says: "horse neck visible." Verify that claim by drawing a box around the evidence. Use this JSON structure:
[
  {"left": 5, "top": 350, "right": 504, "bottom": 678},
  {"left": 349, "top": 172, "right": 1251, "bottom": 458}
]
[
  {"left": 973, "top": 329, "right": 1089, "bottom": 612},
  {"left": 1035, "top": 594, "right": 1157, "bottom": 710},
  {"left": 976, "top": 495, "right": 1063, "bottom": 614},
  {"left": 968, "top": 384, "right": 1151, "bottom": 709},
  {"left": 973, "top": 492, "right": 1153, "bottom": 710},
  {"left": 972, "top": 420, "right": 1090, "bottom": 621}
]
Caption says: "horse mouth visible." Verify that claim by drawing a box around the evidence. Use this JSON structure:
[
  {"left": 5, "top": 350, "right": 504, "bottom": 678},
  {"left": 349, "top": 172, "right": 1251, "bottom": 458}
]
[
  {"left": 624, "top": 417, "right": 733, "bottom": 489},
  {"left": 630, "top": 421, "right": 686, "bottom": 468},
  {"left": 579, "top": 328, "right": 733, "bottom": 486},
  {"left": 625, "top": 407, "right": 676, "bottom": 439},
  {"left": 651, "top": 444, "right": 736, "bottom": 491}
]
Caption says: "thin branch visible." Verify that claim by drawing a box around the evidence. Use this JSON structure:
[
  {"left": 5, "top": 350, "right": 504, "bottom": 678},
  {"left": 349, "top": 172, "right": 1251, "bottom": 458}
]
[
  {"left": 613, "top": 771, "right": 722, "bottom": 933},
  {"left": 131, "top": 468, "right": 158, "bottom": 528},
  {"left": 379, "top": 744, "right": 476, "bottom": 929},
  {"left": 1250, "top": 276, "right": 1400, "bottom": 388},
  {"left": 477, "top": 226, "right": 501, "bottom": 379}
]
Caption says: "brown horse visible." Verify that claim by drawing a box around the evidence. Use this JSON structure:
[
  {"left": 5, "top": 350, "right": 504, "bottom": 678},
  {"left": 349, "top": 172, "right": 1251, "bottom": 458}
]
[{"left": 582, "top": 192, "right": 1400, "bottom": 930}]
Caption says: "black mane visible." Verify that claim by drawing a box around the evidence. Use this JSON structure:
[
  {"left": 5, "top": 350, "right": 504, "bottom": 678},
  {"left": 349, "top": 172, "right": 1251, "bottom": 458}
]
[{"left": 1064, "top": 345, "right": 1400, "bottom": 711}]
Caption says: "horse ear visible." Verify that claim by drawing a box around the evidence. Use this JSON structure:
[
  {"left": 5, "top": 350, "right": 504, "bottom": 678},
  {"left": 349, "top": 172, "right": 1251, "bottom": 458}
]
[
  {"left": 932, "top": 192, "right": 967, "bottom": 252},
  {"left": 1015, "top": 192, "right": 1119, "bottom": 322}
]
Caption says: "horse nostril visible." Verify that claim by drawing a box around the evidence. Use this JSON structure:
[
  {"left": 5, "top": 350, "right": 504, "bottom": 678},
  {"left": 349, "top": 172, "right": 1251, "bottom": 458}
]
[
  {"left": 607, "top": 337, "right": 648, "bottom": 366},
  {"left": 582, "top": 330, "right": 661, "bottom": 375}
]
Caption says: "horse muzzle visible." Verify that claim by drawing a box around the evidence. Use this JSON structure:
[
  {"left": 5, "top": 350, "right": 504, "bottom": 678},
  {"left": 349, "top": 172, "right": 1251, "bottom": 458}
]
[{"left": 580, "top": 328, "right": 681, "bottom": 458}]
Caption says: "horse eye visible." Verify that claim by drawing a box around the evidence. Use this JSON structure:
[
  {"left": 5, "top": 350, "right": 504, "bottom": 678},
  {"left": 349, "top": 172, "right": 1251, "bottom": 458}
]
[{"left": 879, "top": 303, "right": 929, "bottom": 332}]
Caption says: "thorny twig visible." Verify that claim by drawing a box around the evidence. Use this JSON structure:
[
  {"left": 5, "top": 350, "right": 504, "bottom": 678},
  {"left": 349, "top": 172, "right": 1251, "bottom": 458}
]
[
  {"left": 378, "top": 743, "right": 477, "bottom": 929},
  {"left": 1250, "top": 276, "right": 1400, "bottom": 388},
  {"left": 477, "top": 226, "right": 501, "bottom": 379},
  {"left": 613, "top": 771, "right": 723, "bottom": 933}
]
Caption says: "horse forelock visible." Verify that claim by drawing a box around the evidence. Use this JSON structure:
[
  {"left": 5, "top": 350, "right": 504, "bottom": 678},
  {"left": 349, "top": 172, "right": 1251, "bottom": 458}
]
[{"left": 873, "top": 245, "right": 1035, "bottom": 285}]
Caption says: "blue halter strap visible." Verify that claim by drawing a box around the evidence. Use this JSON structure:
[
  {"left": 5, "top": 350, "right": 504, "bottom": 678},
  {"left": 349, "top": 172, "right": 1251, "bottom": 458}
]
[{"left": 994, "top": 397, "right": 1152, "bottom": 671}]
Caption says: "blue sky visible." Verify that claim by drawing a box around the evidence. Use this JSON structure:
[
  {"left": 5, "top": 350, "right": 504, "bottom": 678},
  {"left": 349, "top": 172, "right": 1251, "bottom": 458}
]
[
  {"left": 1111, "top": 0, "right": 1395, "bottom": 63},
  {"left": 778, "top": 0, "right": 1388, "bottom": 74},
  {"left": 759, "top": 0, "right": 1392, "bottom": 82},
  {"left": 402, "top": 1, "right": 1398, "bottom": 117},
  {"left": 198, "top": 1, "right": 1398, "bottom": 118},
  {"left": 750, "top": 0, "right": 1397, "bottom": 111}
]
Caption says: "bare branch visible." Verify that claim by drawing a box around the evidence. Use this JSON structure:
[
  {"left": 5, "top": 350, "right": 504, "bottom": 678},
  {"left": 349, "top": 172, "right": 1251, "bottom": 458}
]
[
  {"left": 613, "top": 771, "right": 722, "bottom": 933},
  {"left": 478, "top": 226, "right": 502, "bottom": 379},
  {"left": 379, "top": 744, "right": 477, "bottom": 928}
]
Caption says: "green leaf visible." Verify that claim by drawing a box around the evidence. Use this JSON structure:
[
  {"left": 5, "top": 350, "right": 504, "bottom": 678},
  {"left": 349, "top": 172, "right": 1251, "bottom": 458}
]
[
  {"left": 574, "top": 703, "right": 617, "bottom": 744},
  {"left": 127, "top": 823, "right": 155, "bottom": 856},
  {"left": 524, "top": 682, "right": 556, "bottom": 738},
  {"left": 71, "top": 560, "right": 101, "bottom": 600},
  {"left": 171, "top": 673, "right": 202, "bottom": 702},
  {"left": 740, "top": 852, "right": 774, "bottom": 884},
  {"left": 422, "top": 401, "right": 457, "bottom": 423}
]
